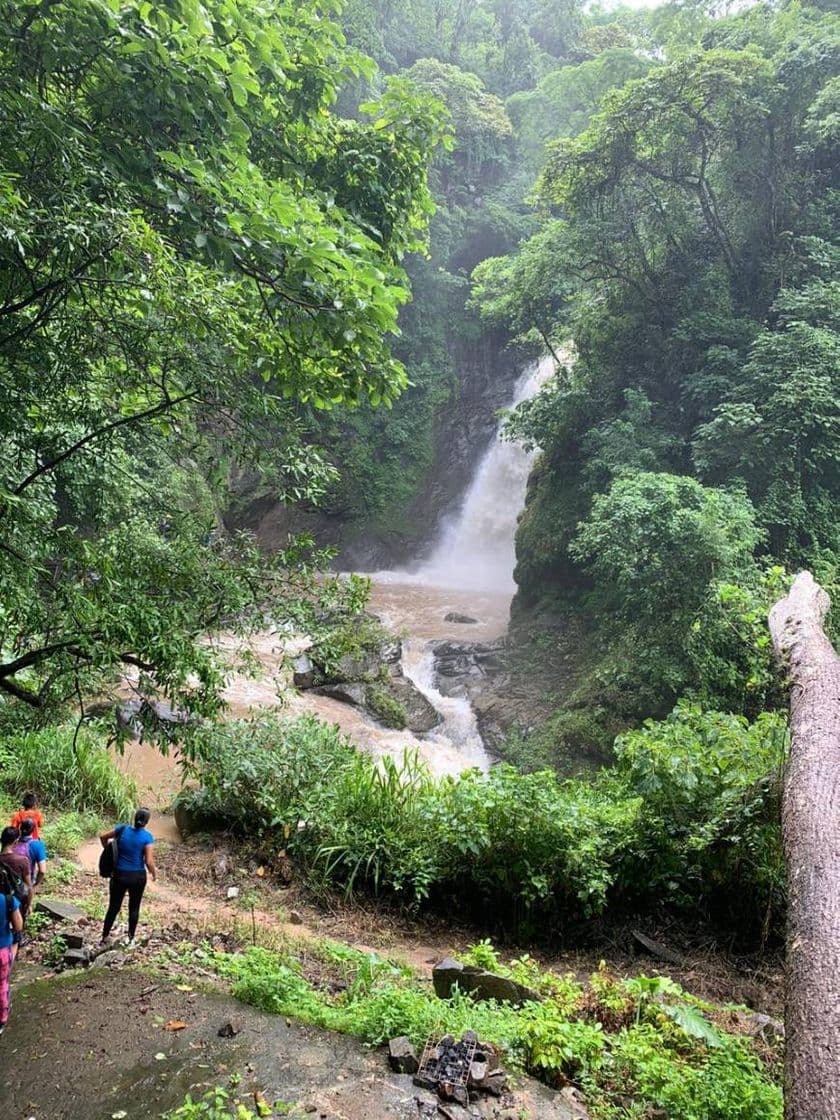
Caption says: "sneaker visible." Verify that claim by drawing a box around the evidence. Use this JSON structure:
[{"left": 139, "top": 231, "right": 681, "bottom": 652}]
[
  {"left": 124, "top": 938, "right": 136, "bottom": 949},
  {"left": 0, "top": 1024, "right": 5, "bottom": 1037}
]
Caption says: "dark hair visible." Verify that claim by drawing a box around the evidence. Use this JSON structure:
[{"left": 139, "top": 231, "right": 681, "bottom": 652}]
[
  {"left": 133, "top": 807, "right": 151, "bottom": 829},
  {"left": 19, "top": 817, "right": 35, "bottom": 838},
  {"left": 0, "top": 827, "right": 19, "bottom": 848},
  {"left": 22, "top": 792, "right": 37, "bottom": 810}
]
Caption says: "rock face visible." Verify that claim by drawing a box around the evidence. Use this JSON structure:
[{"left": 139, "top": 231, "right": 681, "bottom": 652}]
[
  {"left": 315, "top": 682, "right": 367, "bottom": 708},
  {"left": 432, "top": 957, "right": 542, "bottom": 1006}
]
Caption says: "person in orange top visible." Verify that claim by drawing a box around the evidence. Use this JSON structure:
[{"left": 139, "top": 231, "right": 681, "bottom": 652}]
[{"left": 10, "top": 793, "right": 43, "bottom": 840}]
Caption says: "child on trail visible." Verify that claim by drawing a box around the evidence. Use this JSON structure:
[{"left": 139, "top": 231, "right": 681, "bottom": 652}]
[
  {"left": 0, "top": 827, "right": 32, "bottom": 927},
  {"left": 100, "top": 808, "right": 156, "bottom": 948},
  {"left": 12, "top": 818, "right": 46, "bottom": 897},
  {"left": 0, "top": 883, "right": 23, "bottom": 1036},
  {"left": 10, "top": 792, "right": 43, "bottom": 839}
]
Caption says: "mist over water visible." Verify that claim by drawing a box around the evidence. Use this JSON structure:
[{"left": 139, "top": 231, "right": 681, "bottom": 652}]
[{"left": 411, "top": 354, "right": 554, "bottom": 593}]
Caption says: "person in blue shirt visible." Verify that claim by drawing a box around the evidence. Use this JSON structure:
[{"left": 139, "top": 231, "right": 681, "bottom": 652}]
[
  {"left": 0, "top": 889, "right": 23, "bottom": 1035},
  {"left": 99, "top": 808, "right": 157, "bottom": 948}
]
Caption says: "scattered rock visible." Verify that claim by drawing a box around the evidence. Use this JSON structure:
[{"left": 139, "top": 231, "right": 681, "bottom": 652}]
[
  {"left": 63, "top": 930, "right": 85, "bottom": 950},
  {"left": 444, "top": 612, "right": 478, "bottom": 624},
  {"left": 36, "top": 898, "right": 85, "bottom": 923},
  {"left": 432, "top": 958, "right": 541, "bottom": 1006},
  {"left": 468, "top": 1056, "right": 488, "bottom": 1086},
  {"left": 63, "top": 947, "right": 91, "bottom": 969},
  {"left": 388, "top": 1036, "right": 419, "bottom": 1075},
  {"left": 288, "top": 910, "right": 304, "bottom": 925},
  {"left": 226, "top": 886, "right": 240, "bottom": 900},
  {"left": 217, "top": 1020, "right": 242, "bottom": 1039}
]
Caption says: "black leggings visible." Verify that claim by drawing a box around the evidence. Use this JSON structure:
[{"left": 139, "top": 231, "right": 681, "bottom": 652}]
[{"left": 102, "top": 871, "right": 147, "bottom": 940}]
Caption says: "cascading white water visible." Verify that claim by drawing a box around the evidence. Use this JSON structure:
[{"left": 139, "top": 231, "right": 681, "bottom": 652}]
[{"left": 413, "top": 353, "right": 555, "bottom": 593}]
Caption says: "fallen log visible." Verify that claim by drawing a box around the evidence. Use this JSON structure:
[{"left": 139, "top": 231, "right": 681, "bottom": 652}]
[{"left": 768, "top": 572, "right": 840, "bottom": 1120}]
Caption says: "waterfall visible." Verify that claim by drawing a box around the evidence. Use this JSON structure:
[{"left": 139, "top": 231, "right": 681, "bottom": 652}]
[{"left": 414, "top": 353, "right": 554, "bottom": 593}]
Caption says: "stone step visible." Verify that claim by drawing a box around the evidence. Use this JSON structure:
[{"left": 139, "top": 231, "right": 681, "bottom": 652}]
[{"left": 35, "top": 898, "right": 86, "bottom": 923}]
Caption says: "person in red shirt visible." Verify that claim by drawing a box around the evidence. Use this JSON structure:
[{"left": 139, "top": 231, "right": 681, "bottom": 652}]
[{"left": 10, "top": 792, "right": 43, "bottom": 840}]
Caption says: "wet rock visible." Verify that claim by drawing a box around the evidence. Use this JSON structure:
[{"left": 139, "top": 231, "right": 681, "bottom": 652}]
[
  {"left": 388, "top": 672, "right": 442, "bottom": 732},
  {"left": 217, "top": 1020, "right": 242, "bottom": 1038},
  {"left": 430, "top": 639, "right": 506, "bottom": 698},
  {"left": 314, "top": 682, "right": 367, "bottom": 708},
  {"left": 432, "top": 958, "right": 541, "bottom": 1006},
  {"left": 36, "top": 898, "right": 85, "bottom": 923},
  {"left": 388, "top": 1036, "right": 419, "bottom": 1075},
  {"left": 444, "top": 612, "right": 478, "bottom": 624}
]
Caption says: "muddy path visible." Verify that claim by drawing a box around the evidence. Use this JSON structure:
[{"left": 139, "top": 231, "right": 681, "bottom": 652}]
[{"left": 2, "top": 970, "right": 577, "bottom": 1120}]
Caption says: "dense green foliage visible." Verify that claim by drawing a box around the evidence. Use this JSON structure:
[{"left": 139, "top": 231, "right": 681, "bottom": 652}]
[
  {"left": 469, "top": 0, "right": 840, "bottom": 734},
  {"left": 184, "top": 938, "right": 781, "bottom": 1119},
  {"left": 179, "top": 709, "right": 786, "bottom": 936},
  {"left": 0, "top": 0, "right": 445, "bottom": 725},
  {"left": 0, "top": 724, "right": 136, "bottom": 818}
]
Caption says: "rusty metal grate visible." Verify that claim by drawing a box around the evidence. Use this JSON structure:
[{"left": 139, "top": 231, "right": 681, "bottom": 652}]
[{"left": 417, "top": 1032, "right": 477, "bottom": 1088}]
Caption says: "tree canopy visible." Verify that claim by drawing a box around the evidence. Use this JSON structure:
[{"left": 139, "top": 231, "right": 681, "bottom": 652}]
[{"left": 0, "top": 0, "right": 446, "bottom": 721}]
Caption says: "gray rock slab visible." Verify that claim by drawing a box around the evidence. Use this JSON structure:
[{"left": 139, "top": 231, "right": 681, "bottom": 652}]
[{"left": 35, "top": 898, "right": 85, "bottom": 923}]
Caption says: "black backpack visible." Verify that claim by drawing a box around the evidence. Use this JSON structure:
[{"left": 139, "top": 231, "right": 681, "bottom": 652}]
[
  {"left": 98, "top": 829, "right": 121, "bottom": 878},
  {"left": 0, "top": 861, "right": 28, "bottom": 903},
  {"left": 0, "top": 865, "right": 20, "bottom": 931}
]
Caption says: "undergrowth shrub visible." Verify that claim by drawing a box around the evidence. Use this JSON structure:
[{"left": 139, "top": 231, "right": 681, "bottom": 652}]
[
  {"left": 182, "top": 706, "right": 786, "bottom": 935},
  {"left": 0, "top": 725, "right": 136, "bottom": 818}
]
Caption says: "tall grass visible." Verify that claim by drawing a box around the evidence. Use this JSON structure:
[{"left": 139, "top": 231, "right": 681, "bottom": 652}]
[{"left": 0, "top": 725, "right": 137, "bottom": 819}]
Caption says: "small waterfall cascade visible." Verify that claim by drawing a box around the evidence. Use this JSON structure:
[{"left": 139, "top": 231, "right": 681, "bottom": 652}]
[{"left": 414, "top": 353, "right": 555, "bottom": 593}]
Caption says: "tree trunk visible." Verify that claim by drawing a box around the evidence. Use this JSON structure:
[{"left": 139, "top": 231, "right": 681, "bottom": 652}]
[{"left": 768, "top": 571, "right": 840, "bottom": 1120}]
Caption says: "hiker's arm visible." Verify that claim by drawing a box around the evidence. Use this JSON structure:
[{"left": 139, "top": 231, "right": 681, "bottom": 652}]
[
  {"left": 11, "top": 908, "right": 22, "bottom": 934},
  {"left": 33, "top": 859, "right": 46, "bottom": 888},
  {"left": 144, "top": 843, "right": 157, "bottom": 882},
  {"left": 99, "top": 829, "right": 116, "bottom": 848},
  {"left": 22, "top": 863, "right": 31, "bottom": 890}
]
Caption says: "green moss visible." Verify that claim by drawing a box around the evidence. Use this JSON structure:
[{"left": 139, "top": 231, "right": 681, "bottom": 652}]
[{"left": 364, "top": 683, "right": 407, "bottom": 729}]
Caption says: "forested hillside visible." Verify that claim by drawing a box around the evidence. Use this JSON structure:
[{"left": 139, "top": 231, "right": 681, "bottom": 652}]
[
  {"left": 1, "top": 2, "right": 840, "bottom": 1118},
  {"left": 468, "top": 0, "right": 840, "bottom": 767}
]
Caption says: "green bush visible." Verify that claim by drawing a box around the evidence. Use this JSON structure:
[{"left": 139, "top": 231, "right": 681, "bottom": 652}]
[
  {"left": 0, "top": 725, "right": 136, "bottom": 818},
  {"left": 176, "top": 715, "right": 357, "bottom": 836},
  {"left": 183, "top": 706, "right": 785, "bottom": 933}
]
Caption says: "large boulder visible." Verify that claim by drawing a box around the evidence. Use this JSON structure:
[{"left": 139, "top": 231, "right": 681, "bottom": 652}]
[
  {"left": 388, "top": 673, "right": 442, "bottom": 733},
  {"left": 432, "top": 957, "right": 541, "bottom": 1006}
]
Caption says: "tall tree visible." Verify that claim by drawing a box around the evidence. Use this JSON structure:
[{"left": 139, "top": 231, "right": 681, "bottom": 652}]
[{"left": 0, "top": 0, "right": 445, "bottom": 723}]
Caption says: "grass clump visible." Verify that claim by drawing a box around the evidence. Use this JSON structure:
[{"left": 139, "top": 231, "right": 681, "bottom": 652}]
[{"left": 0, "top": 725, "right": 136, "bottom": 818}]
